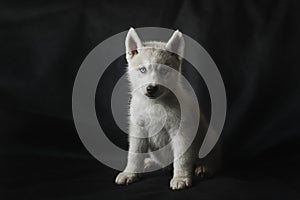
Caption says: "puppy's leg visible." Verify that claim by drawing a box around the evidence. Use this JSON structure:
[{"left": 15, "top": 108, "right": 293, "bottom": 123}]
[
  {"left": 115, "top": 124, "right": 148, "bottom": 185},
  {"left": 170, "top": 136, "right": 195, "bottom": 190}
]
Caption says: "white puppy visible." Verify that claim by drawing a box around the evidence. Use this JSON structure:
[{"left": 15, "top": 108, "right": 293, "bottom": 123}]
[{"left": 115, "top": 28, "right": 220, "bottom": 190}]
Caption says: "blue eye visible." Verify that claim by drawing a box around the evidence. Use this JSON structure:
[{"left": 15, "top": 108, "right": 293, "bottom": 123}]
[
  {"left": 139, "top": 66, "right": 147, "bottom": 73},
  {"left": 160, "top": 67, "right": 169, "bottom": 75}
]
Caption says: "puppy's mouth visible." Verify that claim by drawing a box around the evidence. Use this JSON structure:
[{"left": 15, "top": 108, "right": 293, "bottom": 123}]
[{"left": 145, "top": 93, "right": 158, "bottom": 99}]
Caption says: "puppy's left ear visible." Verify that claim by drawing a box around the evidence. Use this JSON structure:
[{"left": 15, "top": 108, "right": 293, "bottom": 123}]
[
  {"left": 165, "top": 30, "right": 185, "bottom": 58},
  {"left": 125, "top": 27, "right": 143, "bottom": 59}
]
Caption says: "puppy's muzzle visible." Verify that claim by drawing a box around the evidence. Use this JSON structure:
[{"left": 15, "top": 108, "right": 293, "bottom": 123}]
[{"left": 146, "top": 85, "right": 159, "bottom": 98}]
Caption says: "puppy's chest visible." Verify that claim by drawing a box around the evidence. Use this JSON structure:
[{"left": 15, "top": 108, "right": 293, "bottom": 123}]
[
  {"left": 131, "top": 102, "right": 179, "bottom": 129},
  {"left": 130, "top": 101, "right": 180, "bottom": 149}
]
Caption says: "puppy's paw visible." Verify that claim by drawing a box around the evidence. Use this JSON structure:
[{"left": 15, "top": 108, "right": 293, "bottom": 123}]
[
  {"left": 115, "top": 172, "right": 139, "bottom": 185},
  {"left": 194, "top": 165, "right": 214, "bottom": 178},
  {"left": 143, "top": 158, "right": 159, "bottom": 172},
  {"left": 170, "top": 176, "right": 192, "bottom": 190}
]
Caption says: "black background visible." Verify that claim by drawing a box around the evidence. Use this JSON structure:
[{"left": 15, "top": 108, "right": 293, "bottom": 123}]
[{"left": 1, "top": 0, "right": 300, "bottom": 199}]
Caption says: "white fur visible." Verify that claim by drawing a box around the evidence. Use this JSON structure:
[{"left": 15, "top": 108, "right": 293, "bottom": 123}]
[{"left": 115, "top": 28, "right": 218, "bottom": 190}]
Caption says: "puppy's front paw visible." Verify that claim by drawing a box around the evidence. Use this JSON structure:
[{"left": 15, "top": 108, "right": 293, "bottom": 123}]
[
  {"left": 170, "top": 176, "right": 192, "bottom": 190},
  {"left": 115, "top": 172, "right": 139, "bottom": 185}
]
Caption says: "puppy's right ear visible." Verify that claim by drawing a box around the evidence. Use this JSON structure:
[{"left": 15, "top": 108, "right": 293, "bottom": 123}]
[{"left": 125, "top": 28, "right": 143, "bottom": 59}]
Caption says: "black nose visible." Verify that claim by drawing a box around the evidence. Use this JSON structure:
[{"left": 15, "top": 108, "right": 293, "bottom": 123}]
[{"left": 146, "top": 85, "right": 158, "bottom": 95}]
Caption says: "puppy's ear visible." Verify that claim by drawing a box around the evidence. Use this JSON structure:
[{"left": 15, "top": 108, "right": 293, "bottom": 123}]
[
  {"left": 125, "top": 28, "right": 143, "bottom": 59},
  {"left": 165, "top": 30, "right": 185, "bottom": 58}
]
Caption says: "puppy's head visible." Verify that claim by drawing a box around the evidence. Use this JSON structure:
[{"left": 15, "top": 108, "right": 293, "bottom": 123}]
[{"left": 125, "top": 28, "right": 185, "bottom": 99}]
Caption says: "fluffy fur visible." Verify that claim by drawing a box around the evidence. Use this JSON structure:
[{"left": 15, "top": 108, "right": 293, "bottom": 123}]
[{"left": 115, "top": 28, "right": 220, "bottom": 190}]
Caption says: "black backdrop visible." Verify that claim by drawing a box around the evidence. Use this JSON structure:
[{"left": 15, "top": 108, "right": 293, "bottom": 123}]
[{"left": 1, "top": 0, "right": 300, "bottom": 199}]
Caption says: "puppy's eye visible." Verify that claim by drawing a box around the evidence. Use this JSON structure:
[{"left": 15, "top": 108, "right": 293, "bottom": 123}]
[
  {"left": 160, "top": 68, "right": 169, "bottom": 75},
  {"left": 139, "top": 66, "right": 147, "bottom": 73}
]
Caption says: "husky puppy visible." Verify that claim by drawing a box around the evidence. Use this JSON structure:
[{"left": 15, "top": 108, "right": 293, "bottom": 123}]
[{"left": 115, "top": 28, "right": 220, "bottom": 190}]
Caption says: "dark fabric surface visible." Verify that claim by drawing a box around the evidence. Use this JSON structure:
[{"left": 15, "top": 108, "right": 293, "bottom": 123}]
[{"left": 1, "top": 0, "right": 300, "bottom": 199}]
